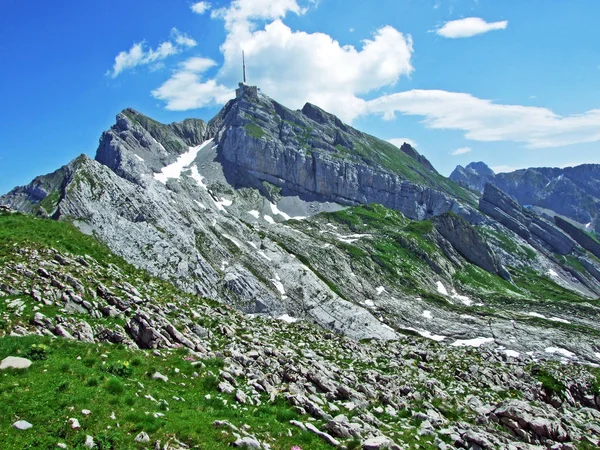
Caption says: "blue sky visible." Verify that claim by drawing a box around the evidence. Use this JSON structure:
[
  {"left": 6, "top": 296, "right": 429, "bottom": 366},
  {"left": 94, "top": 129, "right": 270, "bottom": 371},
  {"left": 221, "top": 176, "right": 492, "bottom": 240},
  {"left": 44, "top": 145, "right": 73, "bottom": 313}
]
[{"left": 1, "top": 0, "right": 599, "bottom": 195}]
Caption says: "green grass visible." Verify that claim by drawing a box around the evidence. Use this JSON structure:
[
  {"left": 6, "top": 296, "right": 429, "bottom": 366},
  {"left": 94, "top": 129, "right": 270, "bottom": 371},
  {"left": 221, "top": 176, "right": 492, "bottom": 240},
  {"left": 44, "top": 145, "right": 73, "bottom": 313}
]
[
  {"left": 0, "top": 335, "right": 335, "bottom": 450},
  {"left": 510, "top": 267, "right": 589, "bottom": 303},
  {"left": 244, "top": 123, "right": 266, "bottom": 139},
  {"left": 0, "top": 212, "right": 117, "bottom": 264},
  {"left": 531, "top": 365, "right": 566, "bottom": 398}
]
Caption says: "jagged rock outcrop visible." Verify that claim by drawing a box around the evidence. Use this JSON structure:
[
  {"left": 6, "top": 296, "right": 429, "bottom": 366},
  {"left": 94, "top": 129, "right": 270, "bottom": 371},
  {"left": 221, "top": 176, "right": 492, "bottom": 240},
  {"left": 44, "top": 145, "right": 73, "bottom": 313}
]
[
  {"left": 480, "top": 183, "right": 576, "bottom": 255},
  {"left": 433, "top": 213, "right": 511, "bottom": 280},
  {"left": 450, "top": 162, "right": 496, "bottom": 193},
  {"left": 555, "top": 216, "right": 600, "bottom": 259}
]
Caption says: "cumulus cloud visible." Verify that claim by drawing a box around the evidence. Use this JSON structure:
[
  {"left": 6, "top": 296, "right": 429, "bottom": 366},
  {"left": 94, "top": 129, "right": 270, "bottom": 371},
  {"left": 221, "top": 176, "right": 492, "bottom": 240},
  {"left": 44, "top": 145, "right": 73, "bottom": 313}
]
[
  {"left": 366, "top": 90, "right": 600, "bottom": 148},
  {"left": 436, "top": 17, "right": 508, "bottom": 38},
  {"left": 110, "top": 28, "right": 197, "bottom": 78},
  {"left": 151, "top": 57, "right": 233, "bottom": 110},
  {"left": 190, "top": 1, "right": 210, "bottom": 14},
  {"left": 451, "top": 147, "right": 472, "bottom": 155},
  {"left": 152, "top": 0, "right": 414, "bottom": 121},
  {"left": 388, "top": 138, "right": 417, "bottom": 148}
]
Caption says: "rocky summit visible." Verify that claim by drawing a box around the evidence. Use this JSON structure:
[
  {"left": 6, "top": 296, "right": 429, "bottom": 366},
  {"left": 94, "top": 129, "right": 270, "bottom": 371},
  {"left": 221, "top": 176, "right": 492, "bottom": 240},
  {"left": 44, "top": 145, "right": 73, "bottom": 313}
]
[{"left": 1, "top": 86, "right": 600, "bottom": 449}]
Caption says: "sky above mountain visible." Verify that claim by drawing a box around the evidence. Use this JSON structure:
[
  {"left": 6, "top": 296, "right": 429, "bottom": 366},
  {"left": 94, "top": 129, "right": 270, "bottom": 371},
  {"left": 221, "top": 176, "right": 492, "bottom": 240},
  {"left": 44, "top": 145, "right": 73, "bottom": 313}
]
[{"left": 1, "top": 0, "right": 599, "bottom": 195}]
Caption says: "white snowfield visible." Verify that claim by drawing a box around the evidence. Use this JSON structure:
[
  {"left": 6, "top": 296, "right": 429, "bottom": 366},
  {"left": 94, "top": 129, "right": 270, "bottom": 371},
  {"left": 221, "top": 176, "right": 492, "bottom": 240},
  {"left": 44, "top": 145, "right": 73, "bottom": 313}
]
[
  {"left": 451, "top": 337, "right": 494, "bottom": 348},
  {"left": 277, "top": 314, "right": 298, "bottom": 323},
  {"left": 545, "top": 347, "right": 575, "bottom": 358},
  {"left": 154, "top": 139, "right": 214, "bottom": 184},
  {"left": 526, "top": 311, "right": 571, "bottom": 324}
]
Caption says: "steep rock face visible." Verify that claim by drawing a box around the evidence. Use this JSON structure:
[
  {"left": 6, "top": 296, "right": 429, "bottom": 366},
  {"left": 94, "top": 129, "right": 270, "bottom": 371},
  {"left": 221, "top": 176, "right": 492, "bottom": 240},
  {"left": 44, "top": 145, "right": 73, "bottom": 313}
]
[
  {"left": 451, "top": 161, "right": 600, "bottom": 233},
  {"left": 212, "top": 88, "right": 482, "bottom": 223},
  {"left": 480, "top": 184, "right": 576, "bottom": 255},
  {"left": 555, "top": 216, "right": 600, "bottom": 259},
  {"left": 433, "top": 213, "right": 511, "bottom": 280}
]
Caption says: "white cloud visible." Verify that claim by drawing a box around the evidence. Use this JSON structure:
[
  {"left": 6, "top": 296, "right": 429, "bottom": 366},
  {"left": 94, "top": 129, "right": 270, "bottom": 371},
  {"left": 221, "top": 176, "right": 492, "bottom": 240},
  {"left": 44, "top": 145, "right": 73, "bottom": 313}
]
[
  {"left": 366, "top": 90, "right": 600, "bottom": 149},
  {"left": 110, "top": 28, "right": 196, "bottom": 78},
  {"left": 152, "top": 0, "right": 414, "bottom": 121},
  {"left": 491, "top": 165, "right": 520, "bottom": 174},
  {"left": 436, "top": 17, "right": 507, "bottom": 38},
  {"left": 191, "top": 1, "right": 210, "bottom": 14},
  {"left": 151, "top": 58, "right": 233, "bottom": 110},
  {"left": 451, "top": 147, "right": 472, "bottom": 155},
  {"left": 149, "top": 1, "right": 600, "bottom": 151},
  {"left": 388, "top": 138, "right": 417, "bottom": 148}
]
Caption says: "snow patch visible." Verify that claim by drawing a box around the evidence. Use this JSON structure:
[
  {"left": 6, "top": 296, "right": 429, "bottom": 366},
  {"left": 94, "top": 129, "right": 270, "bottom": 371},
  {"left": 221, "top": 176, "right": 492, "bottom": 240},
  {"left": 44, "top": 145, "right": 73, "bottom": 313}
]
[
  {"left": 504, "top": 349, "right": 520, "bottom": 358},
  {"left": 271, "top": 274, "right": 286, "bottom": 296},
  {"left": 277, "top": 314, "right": 298, "bottom": 323},
  {"left": 222, "top": 234, "right": 241, "bottom": 249},
  {"left": 452, "top": 293, "right": 472, "bottom": 306},
  {"left": 154, "top": 139, "right": 213, "bottom": 184},
  {"left": 422, "top": 310, "right": 433, "bottom": 320},
  {"left": 257, "top": 251, "right": 272, "bottom": 262},
  {"left": 549, "top": 317, "right": 571, "bottom": 324},
  {"left": 451, "top": 337, "right": 494, "bottom": 348},
  {"left": 188, "top": 165, "right": 207, "bottom": 189},
  {"left": 595, "top": 352, "right": 600, "bottom": 360},
  {"left": 134, "top": 154, "right": 144, "bottom": 162},
  {"left": 545, "top": 347, "right": 575, "bottom": 358},
  {"left": 248, "top": 210, "right": 260, "bottom": 219},
  {"left": 526, "top": 311, "right": 571, "bottom": 324},
  {"left": 193, "top": 200, "right": 206, "bottom": 209},
  {"left": 436, "top": 281, "right": 448, "bottom": 296},
  {"left": 375, "top": 286, "right": 385, "bottom": 295},
  {"left": 247, "top": 241, "right": 258, "bottom": 249},
  {"left": 416, "top": 329, "right": 446, "bottom": 342},
  {"left": 263, "top": 215, "right": 275, "bottom": 224},
  {"left": 213, "top": 198, "right": 232, "bottom": 212},
  {"left": 546, "top": 269, "right": 559, "bottom": 278},
  {"left": 270, "top": 202, "right": 291, "bottom": 220},
  {"left": 364, "top": 300, "right": 375, "bottom": 307}
]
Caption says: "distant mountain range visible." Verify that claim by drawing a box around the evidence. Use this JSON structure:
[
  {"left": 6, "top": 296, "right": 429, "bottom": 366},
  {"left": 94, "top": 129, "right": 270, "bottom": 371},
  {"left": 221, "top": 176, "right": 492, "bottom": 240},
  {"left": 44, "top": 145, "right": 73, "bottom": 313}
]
[{"left": 450, "top": 161, "right": 600, "bottom": 235}]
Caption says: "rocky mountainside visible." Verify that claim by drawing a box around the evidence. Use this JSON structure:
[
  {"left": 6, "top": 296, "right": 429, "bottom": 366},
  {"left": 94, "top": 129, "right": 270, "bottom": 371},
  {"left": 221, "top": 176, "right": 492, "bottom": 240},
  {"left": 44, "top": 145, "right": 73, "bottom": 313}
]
[
  {"left": 450, "top": 162, "right": 600, "bottom": 236},
  {"left": 2, "top": 86, "right": 600, "bottom": 364},
  {"left": 1, "top": 210, "right": 600, "bottom": 450}
]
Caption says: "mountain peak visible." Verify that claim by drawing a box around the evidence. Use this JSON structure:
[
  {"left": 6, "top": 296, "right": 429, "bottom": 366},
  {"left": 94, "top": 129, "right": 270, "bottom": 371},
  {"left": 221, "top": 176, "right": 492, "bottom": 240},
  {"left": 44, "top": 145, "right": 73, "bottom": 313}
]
[{"left": 450, "top": 161, "right": 496, "bottom": 193}]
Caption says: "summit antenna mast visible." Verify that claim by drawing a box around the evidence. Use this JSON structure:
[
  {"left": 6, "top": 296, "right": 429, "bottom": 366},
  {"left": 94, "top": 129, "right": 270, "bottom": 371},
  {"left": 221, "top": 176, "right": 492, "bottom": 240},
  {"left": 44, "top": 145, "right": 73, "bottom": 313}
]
[{"left": 242, "top": 51, "right": 246, "bottom": 84}]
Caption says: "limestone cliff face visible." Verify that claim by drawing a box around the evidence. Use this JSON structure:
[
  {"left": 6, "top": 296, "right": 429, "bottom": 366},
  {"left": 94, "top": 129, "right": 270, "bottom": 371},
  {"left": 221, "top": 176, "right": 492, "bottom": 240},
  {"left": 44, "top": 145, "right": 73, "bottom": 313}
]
[{"left": 212, "top": 88, "right": 482, "bottom": 222}]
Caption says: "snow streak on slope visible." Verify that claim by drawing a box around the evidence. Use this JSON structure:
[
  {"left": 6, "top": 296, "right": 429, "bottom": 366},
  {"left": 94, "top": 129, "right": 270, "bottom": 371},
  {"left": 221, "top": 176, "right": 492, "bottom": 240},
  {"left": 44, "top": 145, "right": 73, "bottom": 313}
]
[{"left": 154, "top": 139, "right": 214, "bottom": 184}]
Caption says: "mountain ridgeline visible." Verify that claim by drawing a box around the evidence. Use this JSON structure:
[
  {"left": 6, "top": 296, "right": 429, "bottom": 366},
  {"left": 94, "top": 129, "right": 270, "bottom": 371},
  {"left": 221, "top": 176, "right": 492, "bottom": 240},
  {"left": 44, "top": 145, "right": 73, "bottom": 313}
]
[
  {"left": 450, "top": 161, "right": 600, "bottom": 235},
  {"left": 2, "top": 85, "right": 600, "bottom": 362}
]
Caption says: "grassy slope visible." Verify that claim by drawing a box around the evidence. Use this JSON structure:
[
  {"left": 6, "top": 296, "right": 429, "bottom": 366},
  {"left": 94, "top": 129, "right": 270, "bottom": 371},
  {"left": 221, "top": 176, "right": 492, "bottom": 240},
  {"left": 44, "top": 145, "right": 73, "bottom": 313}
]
[
  {"left": 0, "top": 336, "right": 329, "bottom": 450},
  {"left": 0, "top": 212, "right": 335, "bottom": 449}
]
